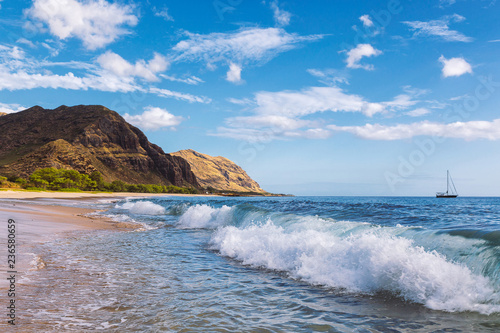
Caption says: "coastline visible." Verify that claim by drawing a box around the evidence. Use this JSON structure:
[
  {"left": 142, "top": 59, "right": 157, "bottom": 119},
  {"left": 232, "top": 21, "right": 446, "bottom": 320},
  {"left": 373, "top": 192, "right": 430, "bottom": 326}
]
[
  {"left": 0, "top": 190, "right": 199, "bottom": 293},
  {"left": 0, "top": 189, "right": 204, "bottom": 199}
]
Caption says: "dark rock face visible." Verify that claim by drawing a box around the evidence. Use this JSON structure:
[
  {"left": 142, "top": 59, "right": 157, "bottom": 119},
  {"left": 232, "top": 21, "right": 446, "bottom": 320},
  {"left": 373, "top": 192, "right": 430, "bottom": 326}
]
[{"left": 0, "top": 105, "right": 199, "bottom": 188}]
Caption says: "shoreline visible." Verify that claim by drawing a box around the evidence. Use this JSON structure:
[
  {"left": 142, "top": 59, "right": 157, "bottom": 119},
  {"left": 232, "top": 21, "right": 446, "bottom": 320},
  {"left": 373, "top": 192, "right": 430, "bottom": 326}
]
[
  {"left": 0, "top": 191, "right": 176, "bottom": 292},
  {"left": 0, "top": 189, "right": 206, "bottom": 199}
]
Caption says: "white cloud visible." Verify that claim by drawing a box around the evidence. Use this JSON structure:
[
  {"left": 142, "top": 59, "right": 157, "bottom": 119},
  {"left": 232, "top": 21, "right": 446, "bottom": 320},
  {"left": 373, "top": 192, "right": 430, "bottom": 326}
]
[
  {"left": 439, "top": 0, "right": 456, "bottom": 7},
  {"left": 345, "top": 44, "right": 382, "bottom": 70},
  {"left": 227, "top": 97, "right": 253, "bottom": 105},
  {"left": 97, "top": 51, "right": 169, "bottom": 82},
  {"left": 271, "top": 1, "right": 291, "bottom": 27},
  {"left": 226, "top": 62, "right": 242, "bottom": 83},
  {"left": 0, "top": 67, "right": 211, "bottom": 103},
  {"left": 160, "top": 74, "right": 203, "bottom": 85},
  {"left": 214, "top": 86, "right": 423, "bottom": 141},
  {"left": 172, "top": 27, "right": 322, "bottom": 83},
  {"left": 439, "top": 55, "right": 472, "bottom": 77},
  {"left": 172, "top": 27, "right": 323, "bottom": 67},
  {"left": 16, "top": 38, "right": 36, "bottom": 48},
  {"left": 26, "top": 0, "right": 138, "bottom": 50},
  {"left": 0, "top": 68, "right": 141, "bottom": 92},
  {"left": 359, "top": 14, "right": 374, "bottom": 27},
  {"left": 381, "top": 94, "right": 418, "bottom": 112},
  {"left": 154, "top": 7, "right": 174, "bottom": 21},
  {"left": 402, "top": 14, "right": 472, "bottom": 42},
  {"left": 123, "top": 106, "right": 183, "bottom": 131},
  {"left": 149, "top": 87, "right": 211, "bottom": 104},
  {"left": 449, "top": 94, "right": 469, "bottom": 101},
  {"left": 406, "top": 107, "right": 431, "bottom": 117},
  {"left": 0, "top": 102, "right": 26, "bottom": 114},
  {"left": 226, "top": 115, "right": 313, "bottom": 131},
  {"left": 328, "top": 119, "right": 500, "bottom": 140},
  {"left": 0, "top": 44, "right": 209, "bottom": 103},
  {"left": 253, "top": 86, "right": 384, "bottom": 117},
  {"left": 307, "top": 68, "right": 349, "bottom": 85}
]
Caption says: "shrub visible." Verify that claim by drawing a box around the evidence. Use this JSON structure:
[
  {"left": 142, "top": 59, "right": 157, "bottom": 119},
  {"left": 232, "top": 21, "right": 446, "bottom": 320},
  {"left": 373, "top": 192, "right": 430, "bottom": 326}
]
[{"left": 25, "top": 168, "right": 199, "bottom": 194}]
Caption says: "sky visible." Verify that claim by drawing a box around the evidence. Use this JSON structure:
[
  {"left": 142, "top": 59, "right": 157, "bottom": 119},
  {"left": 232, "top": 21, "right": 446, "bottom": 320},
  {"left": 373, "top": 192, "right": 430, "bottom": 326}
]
[{"left": 1, "top": 0, "right": 500, "bottom": 196}]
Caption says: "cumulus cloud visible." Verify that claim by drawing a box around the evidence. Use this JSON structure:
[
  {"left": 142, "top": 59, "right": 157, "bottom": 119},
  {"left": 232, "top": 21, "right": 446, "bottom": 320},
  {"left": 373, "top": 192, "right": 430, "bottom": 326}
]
[
  {"left": 252, "top": 86, "right": 385, "bottom": 117},
  {"left": 402, "top": 14, "right": 472, "bottom": 42},
  {"left": 270, "top": 1, "right": 291, "bottom": 27},
  {"left": 345, "top": 44, "right": 382, "bottom": 70},
  {"left": 123, "top": 106, "right": 183, "bottom": 131},
  {"left": 213, "top": 86, "right": 423, "bottom": 141},
  {"left": 0, "top": 102, "right": 26, "bottom": 114},
  {"left": 97, "top": 51, "right": 168, "bottom": 81},
  {"left": 439, "top": 55, "right": 472, "bottom": 77},
  {"left": 226, "top": 62, "right": 242, "bottom": 83},
  {"left": 0, "top": 44, "right": 209, "bottom": 103},
  {"left": 359, "top": 14, "right": 374, "bottom": 27},
  {"left": 26, "top": 0, "right": 138, "bottom": 50},
  {"left": 328, "top": 119, "right": 500, "bottom": 140}
]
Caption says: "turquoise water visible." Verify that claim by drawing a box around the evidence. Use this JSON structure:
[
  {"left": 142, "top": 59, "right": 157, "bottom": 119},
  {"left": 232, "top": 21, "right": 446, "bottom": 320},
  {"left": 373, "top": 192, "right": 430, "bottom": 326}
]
[{"left": 18, "top": 197, "right": 500, "bottom": 331}]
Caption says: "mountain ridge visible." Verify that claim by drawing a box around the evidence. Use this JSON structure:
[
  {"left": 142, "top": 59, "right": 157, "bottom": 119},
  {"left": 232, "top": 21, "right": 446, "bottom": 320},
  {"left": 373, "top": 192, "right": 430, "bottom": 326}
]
[
  {"left": 171, "top": 149, "right": 266, "bottom": 193},
  {"left": 0, "top": 105, "right": 199, "bottom": 188}
]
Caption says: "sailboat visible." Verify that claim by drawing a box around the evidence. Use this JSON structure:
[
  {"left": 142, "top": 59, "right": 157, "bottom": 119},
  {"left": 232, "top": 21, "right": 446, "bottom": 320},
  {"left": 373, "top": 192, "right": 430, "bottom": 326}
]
[{"left": 436, "top": 170, "right": 458, "bottom": 198}]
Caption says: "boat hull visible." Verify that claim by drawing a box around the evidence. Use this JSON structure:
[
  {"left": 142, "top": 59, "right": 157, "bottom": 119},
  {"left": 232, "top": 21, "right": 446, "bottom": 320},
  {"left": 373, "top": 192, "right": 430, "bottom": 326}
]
[{"left": 436, "top": 194, "right": 458, "bottom": 198}]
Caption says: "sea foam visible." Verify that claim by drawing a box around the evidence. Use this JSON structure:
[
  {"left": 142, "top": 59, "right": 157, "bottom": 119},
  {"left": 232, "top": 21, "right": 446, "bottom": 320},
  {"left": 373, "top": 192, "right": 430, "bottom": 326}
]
[
  {"left": 115, "top": 200, "right": 166, "bottom": 215},
  {"left": 175, "top": 204, "right": 500, "bottom": 314},
  {"left": 177, "top": 204, "right": 232, "bottom": 229}
]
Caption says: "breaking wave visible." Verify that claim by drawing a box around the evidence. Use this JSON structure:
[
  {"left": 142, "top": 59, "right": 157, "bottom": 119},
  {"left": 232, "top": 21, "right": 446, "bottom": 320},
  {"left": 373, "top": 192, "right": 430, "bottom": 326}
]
[
  {"left": 177, "top": 203, "right": 500, "bottom": 314},
  {"left": 115, "top": 200, "right": 166, "bottom": 215}
]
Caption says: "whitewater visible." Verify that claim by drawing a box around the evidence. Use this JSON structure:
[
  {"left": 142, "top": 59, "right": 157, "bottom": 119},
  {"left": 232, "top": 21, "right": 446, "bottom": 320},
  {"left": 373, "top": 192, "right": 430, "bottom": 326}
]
[{"left": 19, "top": 196, "right": 500, "bottom": 332}]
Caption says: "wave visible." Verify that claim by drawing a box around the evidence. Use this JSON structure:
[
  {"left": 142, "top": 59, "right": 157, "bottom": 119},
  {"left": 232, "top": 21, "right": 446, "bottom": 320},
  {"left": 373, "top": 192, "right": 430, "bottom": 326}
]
[
  {"left": 115, "top": 200, "right": 166, "bottom": 215},
  {"left": 177, "top": 204, "right": 232, "bottom": 229},
  {"left": 177, "top": 203, "right": 500, "bottom": 314}
]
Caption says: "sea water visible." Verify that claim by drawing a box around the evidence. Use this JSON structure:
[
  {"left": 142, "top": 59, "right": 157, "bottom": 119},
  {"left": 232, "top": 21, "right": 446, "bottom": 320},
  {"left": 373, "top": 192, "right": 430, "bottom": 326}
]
[{"left": 14, "top": 196, "right": 500, "bottom": 332}]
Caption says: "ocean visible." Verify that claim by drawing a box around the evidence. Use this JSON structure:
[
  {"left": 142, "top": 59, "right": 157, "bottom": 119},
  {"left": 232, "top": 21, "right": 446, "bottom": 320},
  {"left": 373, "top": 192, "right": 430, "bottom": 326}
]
[{"left": 18, "top": 196, "right": 500, "bottom": 332}]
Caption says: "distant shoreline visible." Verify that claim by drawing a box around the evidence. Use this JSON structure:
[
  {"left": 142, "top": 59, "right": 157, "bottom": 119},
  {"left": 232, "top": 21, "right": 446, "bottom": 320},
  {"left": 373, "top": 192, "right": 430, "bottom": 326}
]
[{"left": 0, "top": 190, "right": 212, "bottom": 200}]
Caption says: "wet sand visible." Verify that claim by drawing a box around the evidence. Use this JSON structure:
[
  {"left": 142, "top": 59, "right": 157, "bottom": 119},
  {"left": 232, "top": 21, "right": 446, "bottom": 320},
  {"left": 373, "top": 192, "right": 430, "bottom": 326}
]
[{"left": 0, "top": 190, "right": 201, "bottom": 291}]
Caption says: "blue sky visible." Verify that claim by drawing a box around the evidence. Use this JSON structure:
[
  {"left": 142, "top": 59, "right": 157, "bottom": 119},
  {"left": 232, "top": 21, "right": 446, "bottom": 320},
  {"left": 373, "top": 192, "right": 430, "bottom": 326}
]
[{"left": 1, "top": 0, "right": 500, "bottom": 196}]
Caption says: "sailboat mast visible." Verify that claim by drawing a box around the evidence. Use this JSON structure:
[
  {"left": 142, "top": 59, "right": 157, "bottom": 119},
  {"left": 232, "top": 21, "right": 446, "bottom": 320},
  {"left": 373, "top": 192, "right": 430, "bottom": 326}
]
[{"left": 446, "top": 170, "right": 449, "bottom": 194}]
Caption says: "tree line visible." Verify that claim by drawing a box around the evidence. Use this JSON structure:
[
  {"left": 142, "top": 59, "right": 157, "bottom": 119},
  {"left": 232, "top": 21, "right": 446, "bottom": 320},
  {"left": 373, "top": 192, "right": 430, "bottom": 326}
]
[{"left": 1, "top": 168, "right": 198, "bottom": 194}]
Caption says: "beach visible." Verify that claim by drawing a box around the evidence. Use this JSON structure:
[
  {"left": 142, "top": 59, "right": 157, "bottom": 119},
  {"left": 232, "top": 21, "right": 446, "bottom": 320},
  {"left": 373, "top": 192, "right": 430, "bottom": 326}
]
[
  {"left": 0, "top": 191, "right": 155, "bottom": 288},
  {"left": 0, "top": 190, "right": 199, "bottom": 331}
]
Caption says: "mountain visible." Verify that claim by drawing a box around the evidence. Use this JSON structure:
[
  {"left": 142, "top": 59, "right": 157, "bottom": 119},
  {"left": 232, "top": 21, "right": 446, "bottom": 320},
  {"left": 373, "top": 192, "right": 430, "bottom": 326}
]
[
  {"left": 0, "top": 112, "right": 7, "bottom": 117},
  {"left": 171, "top": 149, "right": 266, "bottom": 193},
  {"left": 0, "top": 105, "right": 199, "bottom": 188}
]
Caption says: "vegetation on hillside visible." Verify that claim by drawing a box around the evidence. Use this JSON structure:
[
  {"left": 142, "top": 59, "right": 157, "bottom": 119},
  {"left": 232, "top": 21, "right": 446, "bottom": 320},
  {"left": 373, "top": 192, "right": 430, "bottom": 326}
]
[{"left": 1, "top": 168, "right": 198, "bottom": 194}]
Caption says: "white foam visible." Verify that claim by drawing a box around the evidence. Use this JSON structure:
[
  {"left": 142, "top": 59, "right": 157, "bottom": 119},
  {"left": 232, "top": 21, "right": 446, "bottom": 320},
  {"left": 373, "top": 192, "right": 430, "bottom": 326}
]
[
  {"left": 177, "top": 204, "right": 232, "bottom": 229},
  {"left": 27, "top": 253, "right": 46, "bottom": 271},
  {"left": 115, "top": 200, "right": 166, "bottom": 215},
  {"left": 209, "top": 220, "right": 500, "bottom": 314}
]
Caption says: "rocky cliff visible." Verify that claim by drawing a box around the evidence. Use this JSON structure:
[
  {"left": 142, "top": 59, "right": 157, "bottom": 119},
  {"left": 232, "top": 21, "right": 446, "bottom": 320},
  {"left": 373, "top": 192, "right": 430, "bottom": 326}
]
[
  {"left": 0, "top": 105, "right": 199, "bottom": 188},
  {"left": 171, "top": 149, "right": 266, "bottom": 193}
]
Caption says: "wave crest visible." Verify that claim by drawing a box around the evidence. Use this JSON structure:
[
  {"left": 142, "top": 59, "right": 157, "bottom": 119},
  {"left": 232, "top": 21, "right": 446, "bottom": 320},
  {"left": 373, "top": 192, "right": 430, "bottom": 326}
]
[{"left": 115, "top": 200, "right": 166, "bottom": 215}]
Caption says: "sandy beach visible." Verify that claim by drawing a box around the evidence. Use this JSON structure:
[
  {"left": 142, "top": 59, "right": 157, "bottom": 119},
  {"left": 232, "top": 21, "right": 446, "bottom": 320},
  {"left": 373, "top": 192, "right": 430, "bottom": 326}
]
[{"left": 0, "top": 190, "right": 197, "bottom": 291}]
